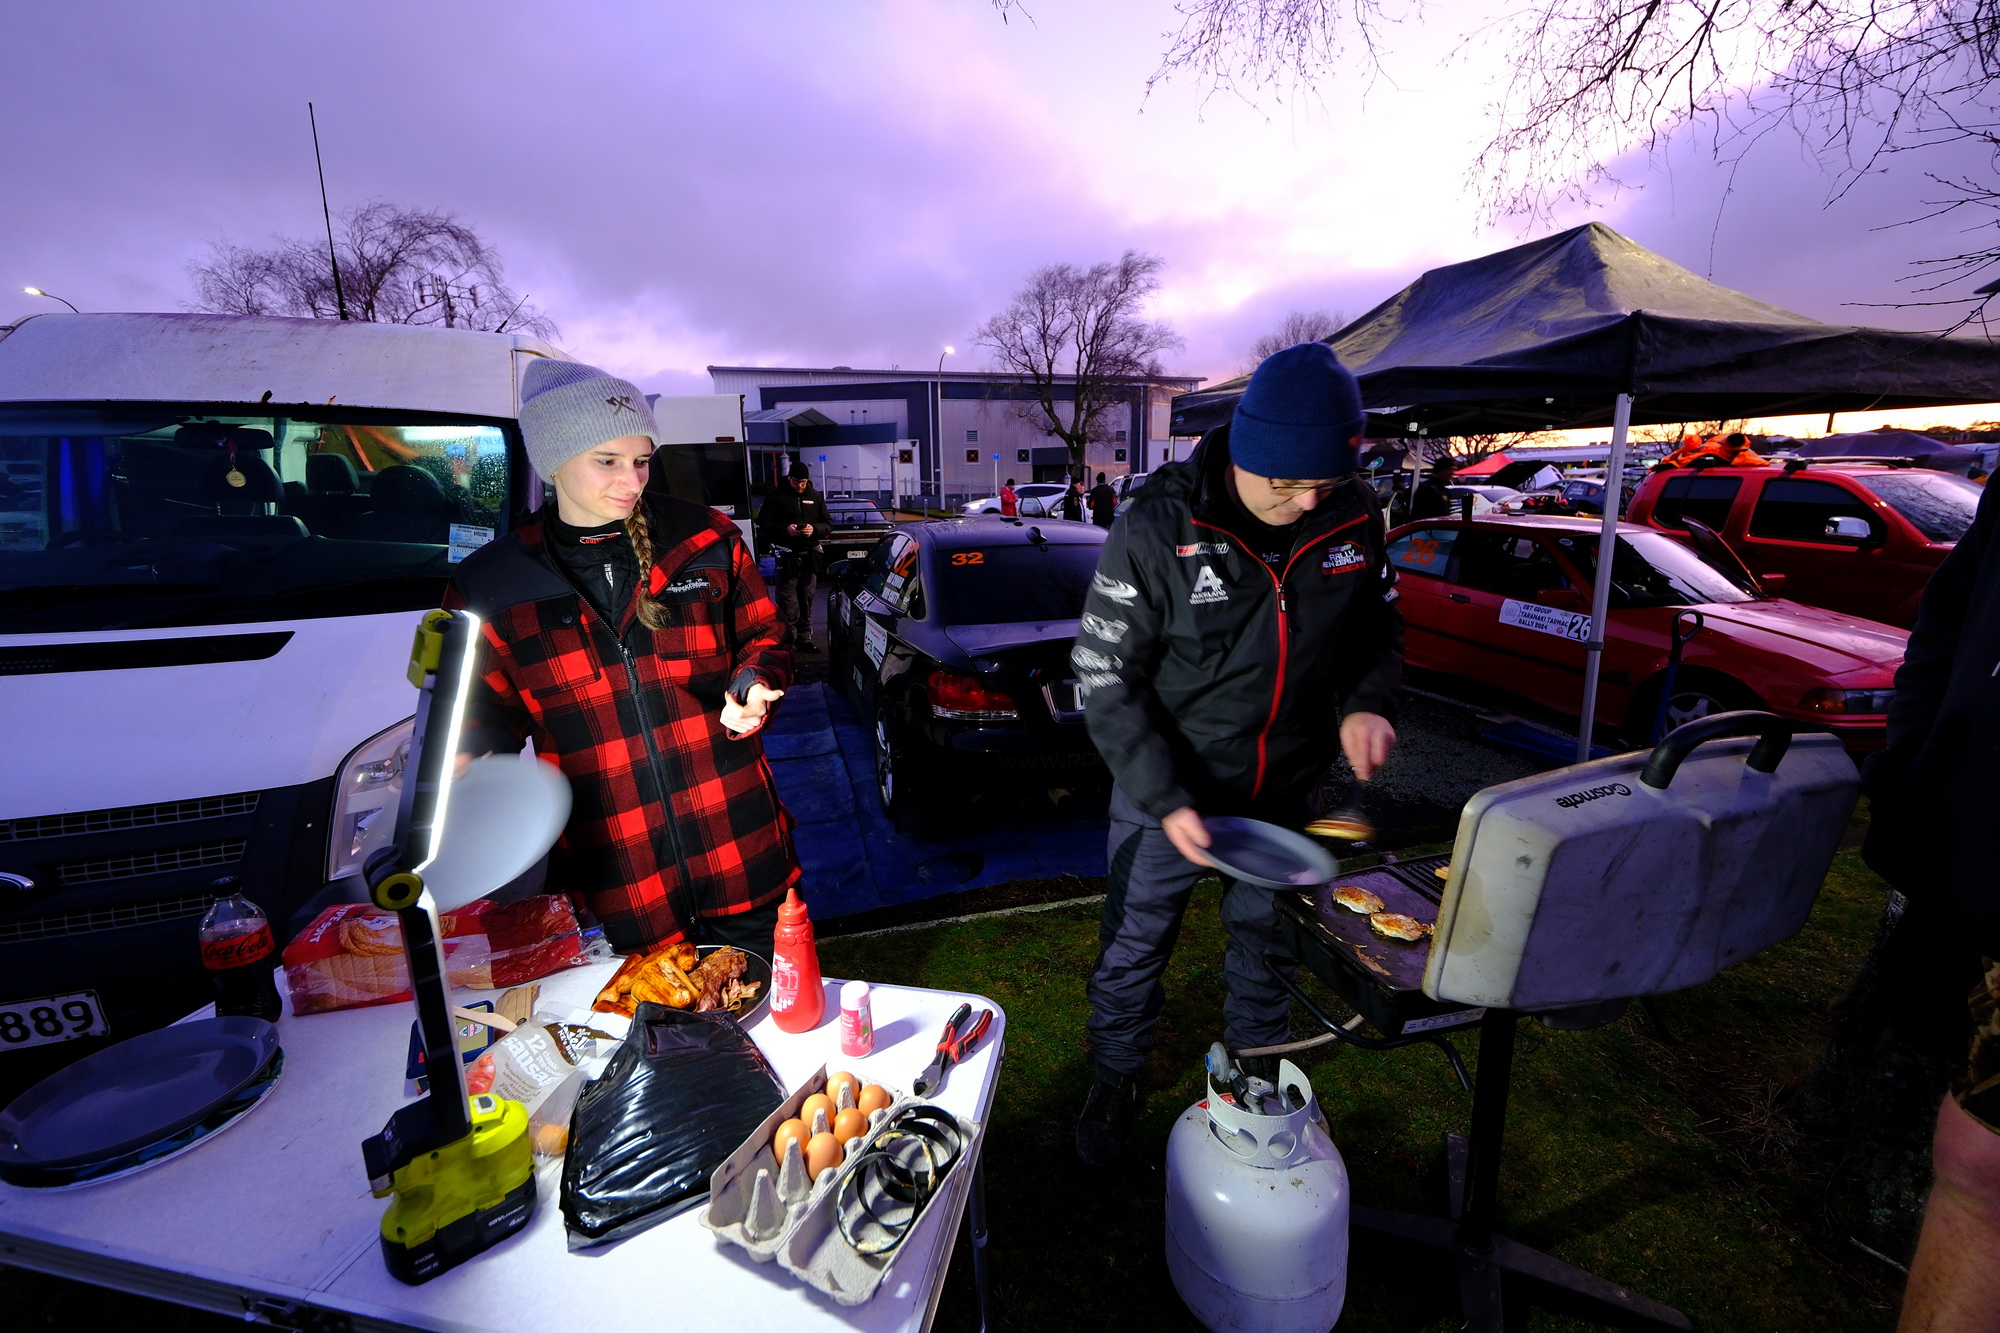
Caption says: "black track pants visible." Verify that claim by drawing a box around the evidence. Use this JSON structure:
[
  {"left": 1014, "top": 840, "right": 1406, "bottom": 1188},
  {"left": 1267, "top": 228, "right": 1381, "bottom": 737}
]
[{"left": 1084, "top": 785, "right": 1296, "bottom": 1077}]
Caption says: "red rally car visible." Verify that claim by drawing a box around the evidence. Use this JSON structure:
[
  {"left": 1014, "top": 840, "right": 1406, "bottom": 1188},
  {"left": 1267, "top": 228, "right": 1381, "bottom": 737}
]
[{"left": 1387, "top": 514, "right": 1908, "bottom": 750}]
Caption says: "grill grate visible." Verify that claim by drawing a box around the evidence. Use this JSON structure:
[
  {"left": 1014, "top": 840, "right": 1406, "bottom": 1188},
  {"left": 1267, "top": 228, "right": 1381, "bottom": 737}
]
[
  {"left": 0, "top": 793, "right": 260, "bottom": 843},
  {"left": 0, "top": 891, "right": 223, "bottom": 944},
  {"left": 56, "top": 840, "right": 248, "bottom": 886}
]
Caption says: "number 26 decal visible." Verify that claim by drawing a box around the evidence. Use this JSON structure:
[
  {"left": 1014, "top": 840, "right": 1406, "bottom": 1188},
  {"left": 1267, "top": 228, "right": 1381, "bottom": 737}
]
[{"left": 950, "top": 551, "right": 986, "bottom": 566}]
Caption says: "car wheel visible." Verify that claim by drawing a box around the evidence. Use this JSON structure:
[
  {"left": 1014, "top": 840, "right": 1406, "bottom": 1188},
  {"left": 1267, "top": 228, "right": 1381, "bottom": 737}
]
[
  {"left": 874, "top": 702, "right": 943, "bottom": 838},
  {"left": 1626, "top": 669, "right": 1761, "bottom": 745}
]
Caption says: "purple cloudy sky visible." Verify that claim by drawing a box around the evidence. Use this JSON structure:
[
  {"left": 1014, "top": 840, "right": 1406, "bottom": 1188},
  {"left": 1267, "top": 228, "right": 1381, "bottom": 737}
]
[{"left": 5, "top": 1, "right": 1991, "bottom": 404}]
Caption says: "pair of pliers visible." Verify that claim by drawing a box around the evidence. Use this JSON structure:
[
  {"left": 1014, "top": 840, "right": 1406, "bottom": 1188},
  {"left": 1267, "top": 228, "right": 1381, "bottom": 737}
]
[{"left": 914, "top": 1003, "right": 993, "bottom": 1097}]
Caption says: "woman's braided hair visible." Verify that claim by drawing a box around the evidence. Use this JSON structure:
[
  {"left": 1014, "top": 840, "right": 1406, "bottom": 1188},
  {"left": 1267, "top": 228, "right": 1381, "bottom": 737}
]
[{"left": 623, "top": 498, "right": 671, "bottom": 630}]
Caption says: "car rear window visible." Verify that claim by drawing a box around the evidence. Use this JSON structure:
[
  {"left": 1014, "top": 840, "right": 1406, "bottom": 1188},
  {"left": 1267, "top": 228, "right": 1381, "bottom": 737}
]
[
  {"left": 1861, "top": 471, "right": 1980, "bottom": 543},
  {"left": 1748, "top": 477, "right": 1880, "bottom": 543},
  {"left": 932, "top": 541, "right": 1101, "bottom": 624},
  {"left": 1650, "top": 474, "right": 1741, "bottom": 531},
  {"left": 828, "top": 504, "right": 887, "bottom": 525},
  {"left": 1386, "top": 527, "right": 1456, "bottom": 577}
]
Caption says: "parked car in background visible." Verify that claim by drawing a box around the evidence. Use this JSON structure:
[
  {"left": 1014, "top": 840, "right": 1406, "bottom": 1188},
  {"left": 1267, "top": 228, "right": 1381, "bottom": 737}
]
[
  {"left": 1387, "top": 514, "right": 1907, "bottom": 750},
  {"left": 1444, "top": 484, "right": 1516, "bottom": 516},
  {"left": 1112, "top": 472, "right": 1151, "bottom": 517},
  {"left": 962, "top": 482, "right": 1068, "bottom": 516},
  {"left": 1626, "top": 462, "right": 1980, "bottom": 627},
  {"left": 823, "top": 516, "right": 1109, "bottom": 833},
  {"left": 820, "top": 497, "right": 896, "bottom": 568}
]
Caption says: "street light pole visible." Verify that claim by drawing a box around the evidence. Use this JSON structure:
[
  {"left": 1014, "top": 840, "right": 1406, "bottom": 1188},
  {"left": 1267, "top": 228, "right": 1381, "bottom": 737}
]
[
  {"left": 23, "top": 287, "right": 80, "bottom": 313},
  {"left": 933, "top": 346, "right": 954, "bottom": 514}
]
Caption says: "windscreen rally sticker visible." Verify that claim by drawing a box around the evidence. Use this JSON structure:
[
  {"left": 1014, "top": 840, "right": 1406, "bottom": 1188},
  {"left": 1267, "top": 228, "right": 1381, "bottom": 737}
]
[{"left": 1499, "top": 598, "right": 1592, "bottom": 643}]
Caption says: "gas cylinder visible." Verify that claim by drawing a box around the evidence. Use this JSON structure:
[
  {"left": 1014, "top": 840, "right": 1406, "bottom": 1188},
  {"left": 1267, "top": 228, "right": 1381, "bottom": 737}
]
[{"left": 1164, "top": 1055, "right": 1350, "bottom": 1333}]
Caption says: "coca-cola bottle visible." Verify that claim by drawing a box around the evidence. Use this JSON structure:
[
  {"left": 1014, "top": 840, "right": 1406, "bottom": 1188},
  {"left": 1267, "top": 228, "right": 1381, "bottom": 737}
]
[{"left": 198, "top": 893, "right": 283, "bottom": 1021}]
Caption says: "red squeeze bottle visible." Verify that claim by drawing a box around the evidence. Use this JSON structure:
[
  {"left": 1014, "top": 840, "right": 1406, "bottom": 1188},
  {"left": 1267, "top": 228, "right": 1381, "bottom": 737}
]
[{"left": 769, "top": 886, "right": 825, "bottom": 1032}]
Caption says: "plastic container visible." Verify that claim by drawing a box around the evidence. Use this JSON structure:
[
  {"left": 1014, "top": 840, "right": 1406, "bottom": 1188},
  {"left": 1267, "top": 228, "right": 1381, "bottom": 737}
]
[
  {"left": 1165, "top": 1058, "right": 1349, "bottom": 1333},
  {"left": 770, "top": 887, "right": 825, "bottom": 1033},
  {"left": 838, "top": 981, "right": 874, "bottom": 1057}
]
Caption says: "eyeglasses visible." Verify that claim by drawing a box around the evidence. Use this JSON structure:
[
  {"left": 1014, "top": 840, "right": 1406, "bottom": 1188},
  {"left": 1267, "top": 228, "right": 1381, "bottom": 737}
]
[{"left": 1266, "top": 478, "right": 1348, "bottom": 498}]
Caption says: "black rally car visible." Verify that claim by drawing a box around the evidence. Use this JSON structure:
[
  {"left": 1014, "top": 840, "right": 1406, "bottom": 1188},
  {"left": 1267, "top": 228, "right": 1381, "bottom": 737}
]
[{"left": 824, "top": 516, "right": 1109, "bottom": 833}]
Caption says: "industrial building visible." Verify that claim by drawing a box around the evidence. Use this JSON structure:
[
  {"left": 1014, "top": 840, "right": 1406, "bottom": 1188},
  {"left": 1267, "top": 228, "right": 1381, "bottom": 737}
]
[{"left": 710, "top": 363, "right": 1203, "bottom": 507}]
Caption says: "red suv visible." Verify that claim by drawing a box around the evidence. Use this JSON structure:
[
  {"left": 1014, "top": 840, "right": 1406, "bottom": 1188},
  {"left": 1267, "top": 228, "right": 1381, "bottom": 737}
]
[{"left": 1626, "top": 463, "right": 1981, "bottom": 627}]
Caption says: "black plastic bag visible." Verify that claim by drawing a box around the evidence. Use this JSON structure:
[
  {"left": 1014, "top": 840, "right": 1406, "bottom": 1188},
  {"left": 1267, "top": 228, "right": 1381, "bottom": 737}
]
[{"left": 561, "top": 1001, "right": 784, "bottom": 1248}]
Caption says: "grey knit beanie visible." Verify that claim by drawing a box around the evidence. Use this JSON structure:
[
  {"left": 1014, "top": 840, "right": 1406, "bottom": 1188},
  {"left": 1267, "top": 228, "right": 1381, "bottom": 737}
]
[{"left": 518, "top": 358, "right": 663, "bottom": 478}]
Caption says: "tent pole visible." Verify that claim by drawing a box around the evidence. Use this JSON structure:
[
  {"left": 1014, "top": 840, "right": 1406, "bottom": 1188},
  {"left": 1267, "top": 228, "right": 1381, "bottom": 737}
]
[{"left": 1576, "top": 393, "right": 1633, "bottom": 763}]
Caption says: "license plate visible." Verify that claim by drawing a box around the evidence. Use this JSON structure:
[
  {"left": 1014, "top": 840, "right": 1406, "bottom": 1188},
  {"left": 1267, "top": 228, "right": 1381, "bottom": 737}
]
[
  {"left": 847, "top": 549, "right": 867, "bottom": 559},
  {"left": 0, "top": 990, "right": 109, "bottom": 1051}
]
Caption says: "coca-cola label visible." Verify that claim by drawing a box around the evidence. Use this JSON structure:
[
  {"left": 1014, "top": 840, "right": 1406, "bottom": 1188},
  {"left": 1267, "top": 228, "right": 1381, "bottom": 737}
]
[
  {"left": 771, "top": 953, "right": 799, "bottom": 1011},
  {"left": 202, "top": 925, "right": 275, "bottom": 970}
]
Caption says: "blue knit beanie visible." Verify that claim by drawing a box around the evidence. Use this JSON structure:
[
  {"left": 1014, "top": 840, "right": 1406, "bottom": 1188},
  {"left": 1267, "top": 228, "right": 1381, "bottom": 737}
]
[{"left": 1230, "top": 342, "right": 1365, "bottom": 479}]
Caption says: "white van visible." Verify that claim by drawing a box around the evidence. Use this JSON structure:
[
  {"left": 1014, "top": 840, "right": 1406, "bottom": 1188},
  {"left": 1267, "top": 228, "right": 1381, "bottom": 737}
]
[{"left": 0, "top": 311, "right": 576, "bottom": 1069}]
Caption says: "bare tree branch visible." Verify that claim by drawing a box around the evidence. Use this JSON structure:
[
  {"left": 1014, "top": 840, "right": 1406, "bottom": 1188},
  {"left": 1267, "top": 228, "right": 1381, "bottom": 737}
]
[
  {"left": 973, "top": 251, "right": 1184, "bottom": 474},
  {"left": 187, "top": 200, "right": 558, "bottom": 338},
  {"left": 1245, "top": 307, "right": 1348, "bottom": 370}
]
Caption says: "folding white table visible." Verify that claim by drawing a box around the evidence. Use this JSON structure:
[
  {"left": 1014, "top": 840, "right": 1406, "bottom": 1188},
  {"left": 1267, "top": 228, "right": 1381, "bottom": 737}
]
[{"left": 0, "top": 962, "right": 1004, "bottom": 1333}]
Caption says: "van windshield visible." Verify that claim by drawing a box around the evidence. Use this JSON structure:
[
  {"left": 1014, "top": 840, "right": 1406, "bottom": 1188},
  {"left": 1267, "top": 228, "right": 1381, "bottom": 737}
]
[{"left": 0, "top": 404, "right": 514, "bottom": 632}]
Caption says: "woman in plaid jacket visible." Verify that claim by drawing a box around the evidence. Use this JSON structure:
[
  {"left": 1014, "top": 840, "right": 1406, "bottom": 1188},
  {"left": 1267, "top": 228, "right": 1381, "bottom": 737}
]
[{"left": 445, "top": 359, "right": 799, "bottom": 956}]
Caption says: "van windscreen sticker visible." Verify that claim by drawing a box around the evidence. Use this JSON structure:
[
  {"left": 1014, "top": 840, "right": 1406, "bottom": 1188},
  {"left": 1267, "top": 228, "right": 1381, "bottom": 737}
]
[{"left": 449, "top": 524, "right": 495, "bottom": 564}]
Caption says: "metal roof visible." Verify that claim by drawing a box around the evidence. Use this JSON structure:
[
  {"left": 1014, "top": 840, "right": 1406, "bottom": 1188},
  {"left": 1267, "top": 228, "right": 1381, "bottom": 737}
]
[
  {"left": 0, "top": 312, "right": 565, "bottom": 418},
  {"left": 743, "top": 406, "right": 838, "bottom": 425}
]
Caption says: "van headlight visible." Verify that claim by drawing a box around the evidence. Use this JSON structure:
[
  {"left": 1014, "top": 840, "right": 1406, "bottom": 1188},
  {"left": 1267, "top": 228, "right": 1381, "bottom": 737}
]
[{"left": 327, "top": 717, "right": 414, "bottom": 880}]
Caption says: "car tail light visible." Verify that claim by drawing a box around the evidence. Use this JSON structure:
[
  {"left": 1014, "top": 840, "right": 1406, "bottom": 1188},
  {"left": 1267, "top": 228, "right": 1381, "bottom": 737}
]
[
  {"left": 929, "top": 670, "right": 1019, "bottom": 721},
  {"left": 1798, "top": 687, "right": 1895, "bottom": 715}
]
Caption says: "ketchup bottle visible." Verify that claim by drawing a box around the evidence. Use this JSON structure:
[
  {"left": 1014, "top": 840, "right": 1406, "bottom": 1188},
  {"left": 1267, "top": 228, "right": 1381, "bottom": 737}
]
[{"left": 769, "top": 886, "right": 825, "bottom": 1032}]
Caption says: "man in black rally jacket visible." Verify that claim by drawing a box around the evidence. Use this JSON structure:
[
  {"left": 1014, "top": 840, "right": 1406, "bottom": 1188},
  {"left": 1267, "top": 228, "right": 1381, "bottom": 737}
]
[{"left": 1072, "top": 342, "right": 1402, "bottom": 1164}]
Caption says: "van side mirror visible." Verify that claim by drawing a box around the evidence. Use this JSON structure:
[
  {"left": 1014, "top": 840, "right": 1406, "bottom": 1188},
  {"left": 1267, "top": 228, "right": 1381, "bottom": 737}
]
[
  {"left": 1759, "top": 571, "right": 1788, "bottom": 596},
  {"left": 1824, "top": 516, "right": 1872, "bottom": 541}
]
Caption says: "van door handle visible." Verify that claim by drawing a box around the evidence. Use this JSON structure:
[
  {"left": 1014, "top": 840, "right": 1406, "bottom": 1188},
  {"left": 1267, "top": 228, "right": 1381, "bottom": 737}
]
[{"left": 1447, "top": 593, "right": 1471, "bottom": 603}]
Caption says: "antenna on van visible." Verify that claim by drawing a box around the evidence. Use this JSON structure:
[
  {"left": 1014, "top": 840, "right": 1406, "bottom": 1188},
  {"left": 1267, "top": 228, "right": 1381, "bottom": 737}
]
[{"left": 308, "top": 103, "right": 351, "bottom": 322}]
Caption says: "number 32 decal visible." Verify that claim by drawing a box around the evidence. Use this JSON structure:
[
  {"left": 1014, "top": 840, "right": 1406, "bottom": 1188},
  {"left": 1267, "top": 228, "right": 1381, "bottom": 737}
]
[{"left": 950, "top": 551, "right": 985, "bottom": 566}]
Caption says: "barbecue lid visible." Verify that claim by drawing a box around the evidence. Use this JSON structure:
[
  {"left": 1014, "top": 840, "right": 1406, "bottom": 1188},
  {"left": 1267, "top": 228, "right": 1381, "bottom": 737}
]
[{"left": 1423, "top": 712, "right": 1859, "bottom": 1011}]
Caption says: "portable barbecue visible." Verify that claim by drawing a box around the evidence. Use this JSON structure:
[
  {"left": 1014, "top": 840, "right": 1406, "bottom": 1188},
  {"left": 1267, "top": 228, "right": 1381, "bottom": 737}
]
[{"left": 1272, "top": 711, "right": 1861, "bottom": 1332}]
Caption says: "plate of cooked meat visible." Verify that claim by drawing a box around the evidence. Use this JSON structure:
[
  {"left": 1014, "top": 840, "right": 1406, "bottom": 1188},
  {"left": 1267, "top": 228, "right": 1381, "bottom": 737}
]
[{"left": 592, "top": 943, "right": 771, "bottom": 1023}]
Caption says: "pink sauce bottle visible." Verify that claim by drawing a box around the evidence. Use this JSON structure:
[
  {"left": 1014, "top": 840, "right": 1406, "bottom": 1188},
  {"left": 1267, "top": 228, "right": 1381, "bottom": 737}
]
[
  {"left": 770, "top": 886, "right": 826, "bottom": 1033},
  {"left": 839, "top": 981, "right": 875, "bottom": 1057}
]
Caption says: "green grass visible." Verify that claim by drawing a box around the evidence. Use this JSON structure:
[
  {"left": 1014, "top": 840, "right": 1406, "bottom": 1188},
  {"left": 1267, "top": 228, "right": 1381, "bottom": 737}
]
[
  {"left": 2, "top": 847, "right": 1902, "bottom": 1331},
  {"left": 826, "top": 848, "right": 1904, "bottom": 1332}
]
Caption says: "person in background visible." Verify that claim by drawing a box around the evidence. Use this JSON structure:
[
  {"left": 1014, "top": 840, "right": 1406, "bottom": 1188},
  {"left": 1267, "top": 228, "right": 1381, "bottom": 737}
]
[
  {"left": 1000, "top": 477, "right": 1019, "bottom": 517},
  {"left": 444, "top": 359, "right": 799, "bottom": 960},
  {"left": 756, "top": 461, "right": 831, "bottom": 652},
  {"left": 1088, "top": 471, "right": 1119, "bottom": 527},
  {"left": 1070, "top": 342, "right": 1402, "bottom": 1165},
  {"left": 1060, "top": 477, "right": 1087, "bottom": 522},
  {"left": 1409, "top": 458, "right": 1457, "bottom": 520}
]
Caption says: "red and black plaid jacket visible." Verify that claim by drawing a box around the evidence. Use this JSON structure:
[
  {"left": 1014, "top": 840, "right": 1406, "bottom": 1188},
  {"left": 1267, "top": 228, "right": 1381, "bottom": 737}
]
[{"left": 443, "top": 495, "right": 797, "bottom": 952}]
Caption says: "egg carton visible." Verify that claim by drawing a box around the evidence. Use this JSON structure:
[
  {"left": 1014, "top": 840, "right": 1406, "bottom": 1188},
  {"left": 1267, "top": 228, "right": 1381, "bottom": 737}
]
[
  {"left": 702, "top": 1064, "right": 905, "bottom": 1263},
  {"left": 775, "top": 1098, "right": 980, "bottom": 1307}
]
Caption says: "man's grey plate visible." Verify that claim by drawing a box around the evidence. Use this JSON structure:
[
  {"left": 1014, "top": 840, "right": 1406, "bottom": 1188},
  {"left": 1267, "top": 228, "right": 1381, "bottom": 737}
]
[{"left": 1201, "top": 816, "right": 1338, "bottom": 889}]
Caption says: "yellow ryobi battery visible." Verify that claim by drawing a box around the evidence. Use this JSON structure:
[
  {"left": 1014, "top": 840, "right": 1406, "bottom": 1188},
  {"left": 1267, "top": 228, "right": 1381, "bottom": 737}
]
[{"left": 375, "top": 1093, "right": 536, "bottom": 1284}]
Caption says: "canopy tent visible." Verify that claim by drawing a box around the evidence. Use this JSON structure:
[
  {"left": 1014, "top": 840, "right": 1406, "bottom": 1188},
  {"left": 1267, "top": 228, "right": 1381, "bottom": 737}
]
[
  {"left": 1171, "top": 222, "right": 2000, "bottom": 438},
  {"left": 1791, "top": 429, "right": 1978, "bottom": 471},
  {"left": 1174, "top": 222, "right": 2000, "bottom": 760},
  {"left": 1453, "top": 452, "right": 1514, "bottom": 478}
]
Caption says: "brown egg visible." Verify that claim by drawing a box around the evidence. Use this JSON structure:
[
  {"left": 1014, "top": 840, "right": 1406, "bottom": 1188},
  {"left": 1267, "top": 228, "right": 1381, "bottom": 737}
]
[
  {"left": 857, "top": 1083, "right": 893, "bottom": 1116},
  {"left": 772, "top": 1117, "right": 808, "bottom": 1165},
  {"left": 826, "top": 1070, "right": 861, "bottom": 1107},
  {"left": 533, "top": 1122, "right": 568, "bottom": 1157},
  {"left": 806, "top": 1130, "right": 842, "bottom": 1178},
  {"left": 833, "top": 1107, "right": 868, "bottom": 1143},
  {"left": 800, "top": 1092, "right": 833, "bottom": 1128}
]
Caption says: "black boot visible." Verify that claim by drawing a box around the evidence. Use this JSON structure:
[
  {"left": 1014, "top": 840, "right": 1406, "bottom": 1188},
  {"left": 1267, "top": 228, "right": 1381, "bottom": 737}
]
[
  {"left": 1075, "top": 1071, "right": 1140, "bottom": 1166},
  {"left": 797, "top": 633, "right": 819, "bottom": 653}
]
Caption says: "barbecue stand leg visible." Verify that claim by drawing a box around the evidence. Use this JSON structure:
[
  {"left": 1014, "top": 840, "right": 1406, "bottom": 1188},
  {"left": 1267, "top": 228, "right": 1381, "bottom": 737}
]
[{"left": 1346, "top": 1011, "right": 1694, "bottom": 1332}]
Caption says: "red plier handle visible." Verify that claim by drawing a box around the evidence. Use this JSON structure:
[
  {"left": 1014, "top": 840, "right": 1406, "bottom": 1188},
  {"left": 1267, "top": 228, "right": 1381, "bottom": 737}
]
[{"left": 940, "top": 1008, "right": 993, "bottom": 1070}]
